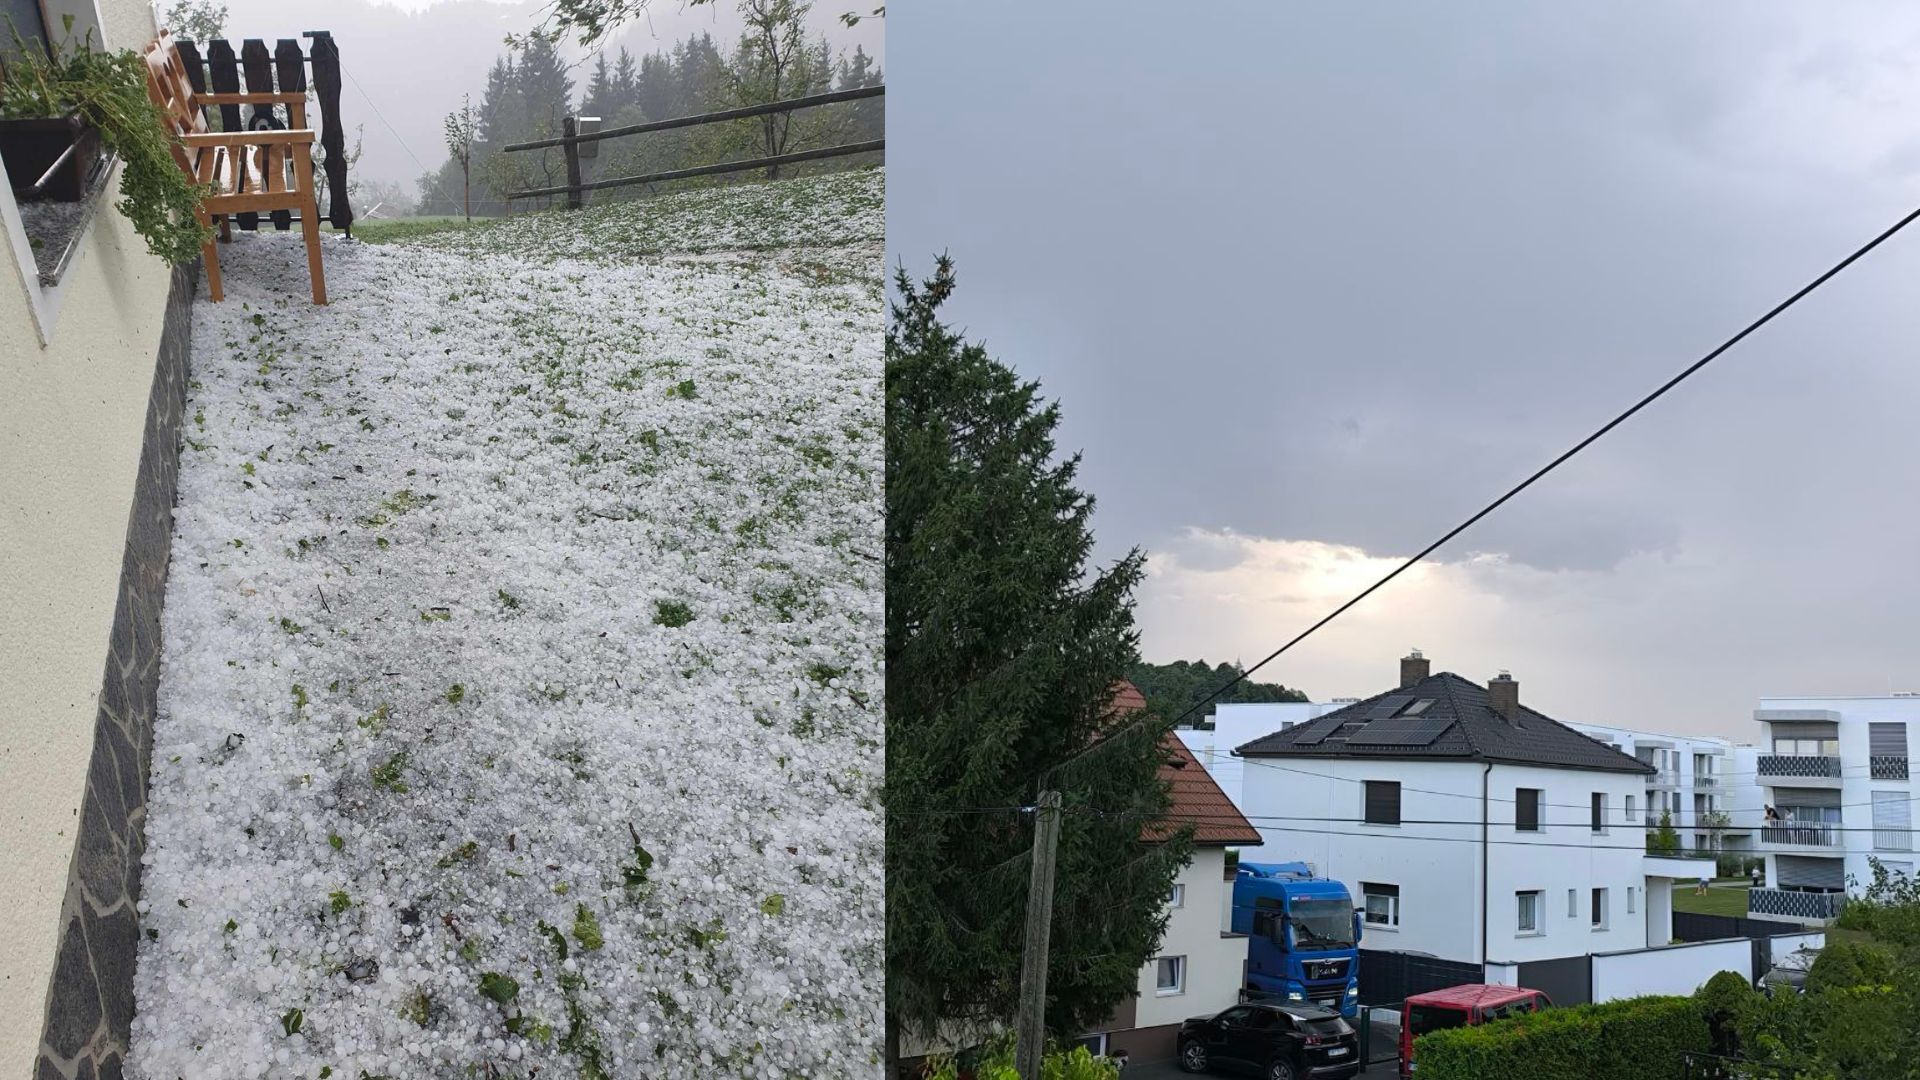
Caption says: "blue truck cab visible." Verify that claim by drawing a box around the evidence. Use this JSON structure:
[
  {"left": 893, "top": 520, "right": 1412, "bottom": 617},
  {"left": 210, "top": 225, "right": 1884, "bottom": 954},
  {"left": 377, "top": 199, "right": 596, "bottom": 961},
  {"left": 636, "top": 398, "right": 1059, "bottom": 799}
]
[{"left": 1231, "top": 861, "right": 1362, "bottom": 1017}]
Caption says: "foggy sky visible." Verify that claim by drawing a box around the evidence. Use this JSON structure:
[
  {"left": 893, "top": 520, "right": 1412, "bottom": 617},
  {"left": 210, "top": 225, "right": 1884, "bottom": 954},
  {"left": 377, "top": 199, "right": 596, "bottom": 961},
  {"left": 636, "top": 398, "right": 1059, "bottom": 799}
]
[
  {"left": 217, "top": 0, "right": 884, "bottom": 189},
  {"left": 886, "top": 2, "right": 1920, "bottom": 739}
]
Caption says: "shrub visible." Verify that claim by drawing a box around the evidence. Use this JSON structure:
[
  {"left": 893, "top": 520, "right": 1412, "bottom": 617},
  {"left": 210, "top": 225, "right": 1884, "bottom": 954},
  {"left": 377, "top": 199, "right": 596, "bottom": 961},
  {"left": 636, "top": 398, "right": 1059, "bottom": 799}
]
[
  {"left": 1414, "top": 995, "right": 1708, "bottom": 1080},
  {"left": 1695, "top": 969, "right": 1758, "bottom": 1057},
  {"left": 922, "top": 1037, "right": 1118, "bottom": 1080},
  {"left": 1647, "top": 811, "right": 1682, "bottom": 855},
  {"left": 1805, "top": 939, "right": 1896, "bottom": 995}
]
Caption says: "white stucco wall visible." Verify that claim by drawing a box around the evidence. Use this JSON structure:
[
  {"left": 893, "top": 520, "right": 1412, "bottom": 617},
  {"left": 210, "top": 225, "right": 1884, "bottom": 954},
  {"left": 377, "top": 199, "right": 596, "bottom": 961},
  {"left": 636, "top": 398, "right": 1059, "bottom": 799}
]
[
  {"left": 1590, "top": 939, "right": 1749, "bottom": 1002},
  {"left": 0, "top": 0, "right": 171, "bottom": 1069},
  {"left": 1135, "top": 847, "right": 1248, "bottom": 1030},
  {"left": 1239, "top": 754, "right": 1653, "bottom": 966}
]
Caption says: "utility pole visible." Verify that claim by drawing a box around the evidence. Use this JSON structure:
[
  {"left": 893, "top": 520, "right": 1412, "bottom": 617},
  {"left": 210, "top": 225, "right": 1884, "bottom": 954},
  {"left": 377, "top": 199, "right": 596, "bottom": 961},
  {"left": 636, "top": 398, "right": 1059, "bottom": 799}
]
[{"left": 1014, "top": 790, "right": 1063, "bottom": 1080}]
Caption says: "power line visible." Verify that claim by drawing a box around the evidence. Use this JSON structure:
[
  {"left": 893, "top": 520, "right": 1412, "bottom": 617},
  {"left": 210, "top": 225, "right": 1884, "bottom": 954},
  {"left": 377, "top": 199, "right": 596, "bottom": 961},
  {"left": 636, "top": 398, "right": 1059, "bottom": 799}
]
[
  {"left": 343, "top": 65, "right": 436, "bottom": 180},
  {"left": 1054, "top": 202, "right": 1920, "bottom": 781}
]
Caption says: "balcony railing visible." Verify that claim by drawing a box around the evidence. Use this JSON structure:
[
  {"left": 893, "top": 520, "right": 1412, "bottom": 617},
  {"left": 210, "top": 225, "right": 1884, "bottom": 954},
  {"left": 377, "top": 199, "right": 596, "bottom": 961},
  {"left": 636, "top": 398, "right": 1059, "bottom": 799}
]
[
  {"left": 1871, "top": 755, "right": 1910, "bottom": 781},
  {"left": 1762, "top": 823, "right": 1838, "bottom": 847},
  {"left": 1758, "top": 754, "right": 1843, "bottom": 780},
  {"left": 1696, "top": 776, "right": 1718, "bottom": 787},
  {"left": 1748, "top": 887, "right": 1847, "bottom": 921}
]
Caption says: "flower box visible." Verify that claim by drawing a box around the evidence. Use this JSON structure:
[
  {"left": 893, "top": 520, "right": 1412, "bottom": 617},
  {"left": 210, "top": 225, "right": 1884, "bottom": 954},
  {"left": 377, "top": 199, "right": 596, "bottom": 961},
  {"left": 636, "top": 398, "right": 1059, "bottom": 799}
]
[{"left": 0, "top": 113, "right": 104, "bottom": 202}]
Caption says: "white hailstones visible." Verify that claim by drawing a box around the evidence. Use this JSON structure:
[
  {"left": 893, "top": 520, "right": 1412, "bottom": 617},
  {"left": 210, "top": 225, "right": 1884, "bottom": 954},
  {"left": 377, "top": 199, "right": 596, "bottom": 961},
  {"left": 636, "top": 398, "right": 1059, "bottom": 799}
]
[{"left": 128, "top": 172, "right": 882, "bottom": 1080}]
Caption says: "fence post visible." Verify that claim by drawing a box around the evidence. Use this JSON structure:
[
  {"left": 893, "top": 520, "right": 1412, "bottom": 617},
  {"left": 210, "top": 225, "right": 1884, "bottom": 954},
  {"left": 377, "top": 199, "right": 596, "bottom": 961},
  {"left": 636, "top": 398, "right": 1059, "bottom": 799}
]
[
  {"left": 304, "top": 31, "right": 353, "bottom": 236},
  {"left": 563, "top": 115, "right": 584, "bottom": 210}
]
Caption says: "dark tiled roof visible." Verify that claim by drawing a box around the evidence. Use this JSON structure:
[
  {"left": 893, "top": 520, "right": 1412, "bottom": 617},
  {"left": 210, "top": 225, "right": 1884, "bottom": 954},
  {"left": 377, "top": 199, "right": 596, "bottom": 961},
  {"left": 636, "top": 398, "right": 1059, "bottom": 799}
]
[
  {"left": 1234, "top": 672, "right": 1653, "bottom": 775},
  {"left": 1147, "top": 737, "right": 1263, "bottom": 847}
]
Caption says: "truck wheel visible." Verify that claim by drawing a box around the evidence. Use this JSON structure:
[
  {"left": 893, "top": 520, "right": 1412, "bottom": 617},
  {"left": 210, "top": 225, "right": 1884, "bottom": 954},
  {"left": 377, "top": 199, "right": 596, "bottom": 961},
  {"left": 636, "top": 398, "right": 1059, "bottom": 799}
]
[
  {"left": 1179, "top": 1042, "right": 1209, "bottom": 1073},
  {"left": 1266, "top": 1059, "right": 1297, "bottom": 1080}
]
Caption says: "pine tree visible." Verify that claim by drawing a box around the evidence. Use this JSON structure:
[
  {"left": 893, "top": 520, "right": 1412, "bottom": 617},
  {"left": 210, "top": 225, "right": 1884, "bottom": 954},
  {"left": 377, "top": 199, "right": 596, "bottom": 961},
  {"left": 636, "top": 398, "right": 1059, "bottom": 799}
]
[
  {"left": 886, "top": 258, "right": 1189, "bottom": 1061},
  {"left": 636, "top": 50, "right": 674, "bottom": 121},
  {"left": 583, "top": 52, "right": 615, "bottom": 117},
  {"left": 515, "top": 36, "right": 576, "bottom": 139},
  {"left": 611, "top": 47, "right": 639, "bottom": 115}
]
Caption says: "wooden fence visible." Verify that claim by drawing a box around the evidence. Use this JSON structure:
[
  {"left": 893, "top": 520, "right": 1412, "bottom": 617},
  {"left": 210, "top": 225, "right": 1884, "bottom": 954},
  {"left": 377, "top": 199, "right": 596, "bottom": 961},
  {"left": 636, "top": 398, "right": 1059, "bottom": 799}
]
[
  {"left": 501, "top": 84, "right": 884, "bottom": 207},
  {"left": 172, "top": 32, "right": 354, "bottom": 236}
]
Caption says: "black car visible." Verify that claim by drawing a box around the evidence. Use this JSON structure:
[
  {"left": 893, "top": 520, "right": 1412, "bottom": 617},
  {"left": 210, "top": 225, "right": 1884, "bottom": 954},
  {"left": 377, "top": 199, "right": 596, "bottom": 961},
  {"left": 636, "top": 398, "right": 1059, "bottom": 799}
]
[{"left": 1176, "top": 1001, "right": 1361, "bottom": 1080}]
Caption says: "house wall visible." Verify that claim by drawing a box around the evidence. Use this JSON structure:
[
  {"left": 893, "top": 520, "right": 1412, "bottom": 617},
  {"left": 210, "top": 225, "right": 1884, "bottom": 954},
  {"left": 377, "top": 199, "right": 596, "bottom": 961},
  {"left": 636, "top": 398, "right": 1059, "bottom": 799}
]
[
  {"left": 1133, "top": 846, "right": 1247, "bottom": 1032},
  {"left": 0, "top": 2, "right": 181, "bottom": 1074},
  {"left": 1240, "top": 755, "right": 1651, "bottom": 966}
]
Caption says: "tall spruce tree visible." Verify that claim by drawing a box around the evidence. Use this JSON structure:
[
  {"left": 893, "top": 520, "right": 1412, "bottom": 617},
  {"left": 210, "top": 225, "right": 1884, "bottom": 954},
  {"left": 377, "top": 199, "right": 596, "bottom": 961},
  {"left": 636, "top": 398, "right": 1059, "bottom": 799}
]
[
  {"left": 886, "top": 258, "right": 1190, "bottom": 1063},
  {"left": 583, "top": 52, "right": 616, "bottom": 117},
  {"left": 611, "top": 47, "right": 639, "bottom": 115}
]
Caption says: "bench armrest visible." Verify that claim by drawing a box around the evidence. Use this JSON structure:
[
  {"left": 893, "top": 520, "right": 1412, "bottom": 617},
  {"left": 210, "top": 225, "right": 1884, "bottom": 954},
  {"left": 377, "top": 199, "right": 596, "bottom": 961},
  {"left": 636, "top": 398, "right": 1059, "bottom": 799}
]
[{"left": 179, "top": 129, "right": 317, "bottom": 147}]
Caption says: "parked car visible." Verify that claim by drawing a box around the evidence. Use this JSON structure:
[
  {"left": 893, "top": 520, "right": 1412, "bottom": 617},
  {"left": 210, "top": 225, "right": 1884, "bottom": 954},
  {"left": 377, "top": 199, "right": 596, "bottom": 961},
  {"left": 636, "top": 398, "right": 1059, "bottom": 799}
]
[
  {"left": 1398, "top": 984, "right": 1550, "bottom": 1077},
  {"left": 1176, "top": 1001, "right": 1361, "bottom": 1080}
]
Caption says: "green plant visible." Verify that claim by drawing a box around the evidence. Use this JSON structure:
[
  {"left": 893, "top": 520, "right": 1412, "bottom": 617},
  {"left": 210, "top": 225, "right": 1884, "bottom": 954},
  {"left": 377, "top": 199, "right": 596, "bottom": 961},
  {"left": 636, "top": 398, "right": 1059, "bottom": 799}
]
[
  {"left": 1414, "top": 995, "right": 1708, "bottom": 1080},
  {"left": 0, "top": 20, "right": 212, "bottom": 262},
  {"left": 924, "top": 1036, "right": 1119, "bottom": 1080},
  {"left": 1647, "top": 809, "right": 1681, "bottom": 855}
]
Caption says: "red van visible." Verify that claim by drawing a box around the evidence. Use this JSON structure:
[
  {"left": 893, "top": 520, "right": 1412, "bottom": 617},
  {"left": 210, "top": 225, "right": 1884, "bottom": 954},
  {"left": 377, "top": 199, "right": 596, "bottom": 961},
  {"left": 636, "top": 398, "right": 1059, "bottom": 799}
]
[{"left": 1398, "top": 984, "right": 1549, "bottom": 1076}]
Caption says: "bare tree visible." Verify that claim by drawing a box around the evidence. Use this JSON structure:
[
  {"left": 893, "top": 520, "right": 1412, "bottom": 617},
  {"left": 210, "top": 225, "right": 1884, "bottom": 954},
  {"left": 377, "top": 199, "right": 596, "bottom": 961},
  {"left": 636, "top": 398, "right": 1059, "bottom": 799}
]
[{"left": 443, "top": 95, "right": 479, "bottom": 222}]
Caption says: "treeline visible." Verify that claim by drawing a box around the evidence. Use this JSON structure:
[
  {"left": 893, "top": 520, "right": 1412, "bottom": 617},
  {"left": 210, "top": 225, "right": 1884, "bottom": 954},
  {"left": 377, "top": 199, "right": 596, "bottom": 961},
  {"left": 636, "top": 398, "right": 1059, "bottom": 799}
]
[
  {"left": 1128, "top": 659, "right": 1308, "bottom": 727},
  {"left": 417, "top": 4, "right": 882, "bottom": 217}
]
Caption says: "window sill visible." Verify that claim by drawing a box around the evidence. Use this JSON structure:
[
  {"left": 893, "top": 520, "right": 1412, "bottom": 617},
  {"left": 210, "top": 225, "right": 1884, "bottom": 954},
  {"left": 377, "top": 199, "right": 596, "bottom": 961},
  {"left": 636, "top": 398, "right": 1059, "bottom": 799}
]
[
  {"left": 1155, "top": 989, "right": 1185, "bottom": 997},
  {"left": 1516, "top": 931, "right": 1544, "bottom": 938}
]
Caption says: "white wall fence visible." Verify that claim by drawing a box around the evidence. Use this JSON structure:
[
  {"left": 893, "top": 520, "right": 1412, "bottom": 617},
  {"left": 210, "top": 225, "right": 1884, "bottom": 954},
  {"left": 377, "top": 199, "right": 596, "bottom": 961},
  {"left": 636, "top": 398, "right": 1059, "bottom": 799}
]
[
  {"left": 1475, "top": 932, "right": 1821, "bottom": 1006},
  {"left": 1589, "top": 938, "right": 1752, "bottom": 1002}
]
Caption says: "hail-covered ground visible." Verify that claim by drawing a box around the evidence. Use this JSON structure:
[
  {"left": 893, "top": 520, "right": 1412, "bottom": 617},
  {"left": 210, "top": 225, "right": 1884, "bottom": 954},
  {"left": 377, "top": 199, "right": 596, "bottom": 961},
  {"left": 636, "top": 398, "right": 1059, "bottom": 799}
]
[{"left": 129, "top": 169, "right": 883, "bottom": 1080}]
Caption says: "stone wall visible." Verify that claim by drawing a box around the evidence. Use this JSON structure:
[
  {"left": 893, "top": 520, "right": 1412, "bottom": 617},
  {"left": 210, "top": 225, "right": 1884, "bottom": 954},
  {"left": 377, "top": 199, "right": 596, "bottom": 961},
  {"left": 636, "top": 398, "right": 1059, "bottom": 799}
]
[{"left": 34, "top": 261, "right": 194, "bottom": 1080}]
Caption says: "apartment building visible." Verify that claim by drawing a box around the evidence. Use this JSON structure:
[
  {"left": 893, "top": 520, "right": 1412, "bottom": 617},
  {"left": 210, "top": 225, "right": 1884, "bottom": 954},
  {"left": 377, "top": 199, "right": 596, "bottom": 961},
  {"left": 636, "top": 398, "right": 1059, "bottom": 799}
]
[
  {"left": 1177, "top": 700, "right": 1348, "bottom": 810},
  {"left": 1749, "top": 695, "right": 1920, "bottom": 923},
  {"left": 1237, "top": 653, "right": 1707, "bottom": 967},
  {"left": 1567, "top": 723, "right": 1760, "bottom": 853}
]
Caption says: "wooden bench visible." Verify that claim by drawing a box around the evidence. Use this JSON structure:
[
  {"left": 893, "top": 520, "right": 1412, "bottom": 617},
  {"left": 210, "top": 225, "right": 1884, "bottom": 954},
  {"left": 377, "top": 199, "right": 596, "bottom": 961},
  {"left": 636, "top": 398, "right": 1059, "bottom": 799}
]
[{"left": 143, "top": 31, "right": 326, "bottom": 304}]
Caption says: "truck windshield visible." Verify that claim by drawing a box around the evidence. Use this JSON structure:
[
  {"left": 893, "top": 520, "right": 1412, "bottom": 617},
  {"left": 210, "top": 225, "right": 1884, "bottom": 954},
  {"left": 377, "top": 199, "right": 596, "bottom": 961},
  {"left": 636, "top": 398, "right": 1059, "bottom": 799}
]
[{"left": 1287, "top": 899, "right": 1356, "bottom": 948}]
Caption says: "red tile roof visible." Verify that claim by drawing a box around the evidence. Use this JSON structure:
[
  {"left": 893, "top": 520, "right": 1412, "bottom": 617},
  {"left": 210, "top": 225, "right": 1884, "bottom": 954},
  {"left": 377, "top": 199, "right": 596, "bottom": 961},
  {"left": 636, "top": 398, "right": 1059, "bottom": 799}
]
[{"left": 1106, "top": 681, "right": 1262, "bottom": 847}]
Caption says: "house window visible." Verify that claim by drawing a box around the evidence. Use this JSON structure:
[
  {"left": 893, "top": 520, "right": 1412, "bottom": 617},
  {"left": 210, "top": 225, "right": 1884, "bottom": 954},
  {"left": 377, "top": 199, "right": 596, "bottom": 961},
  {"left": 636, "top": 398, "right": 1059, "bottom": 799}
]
[
  {"left": 1873, "top": 791, "right": 1913, "bottom": 852},
  {"left": 1515, "top": 788, "right": 1542, "bottom": 832},
  {"left": 1364, "top": 780, "right": 1401, "bottom": 826},
  {"left": 1362, "top": 882, "right": 1400, "bottom": 927},
  {"left": 1592, "top": 888, "right": 1609, "bottom": 930},
  {"left": 1591, "top": 792, "right": 1607, "bottom": 834},
  {"left": 1626, "top": 794, "right": 1637, "bottom": 823},
  {"left": 1155, "top": 955, "right": 1186, "bottom": 995},
  {"left": 1517, "top": 891, "right": 1543, "bottom": 935},
  {"left": 1168, "top": 883, "right": 1186, "bottom": 909},
  {"left": 1627, "top": 886, "right": 1636, "bottom": 915},
  {"left": 1567, "top": 888, "right": 1577, "bottom": 918}
]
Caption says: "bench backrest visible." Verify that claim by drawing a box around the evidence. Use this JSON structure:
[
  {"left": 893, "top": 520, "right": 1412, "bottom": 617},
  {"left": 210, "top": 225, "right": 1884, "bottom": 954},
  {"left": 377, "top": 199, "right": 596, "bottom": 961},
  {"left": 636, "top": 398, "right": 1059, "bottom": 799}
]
[{"left": 143, "top": 32, "right": 205, "bottom": 175}]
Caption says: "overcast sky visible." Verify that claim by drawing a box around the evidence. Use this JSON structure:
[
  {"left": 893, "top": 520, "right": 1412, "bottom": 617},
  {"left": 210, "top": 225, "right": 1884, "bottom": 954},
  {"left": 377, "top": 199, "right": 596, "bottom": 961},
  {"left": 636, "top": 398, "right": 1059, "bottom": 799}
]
[
  {"left": 887, "top": 2, "right": 1920, "bottom": 740},
  {"left": 216, "top": 0, "right": 883, "bottom": 187}
]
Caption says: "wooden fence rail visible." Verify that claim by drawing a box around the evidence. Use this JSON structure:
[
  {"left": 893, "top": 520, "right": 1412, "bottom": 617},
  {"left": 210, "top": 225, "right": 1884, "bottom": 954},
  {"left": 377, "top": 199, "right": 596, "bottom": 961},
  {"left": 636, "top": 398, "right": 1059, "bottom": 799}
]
[
  {"left": 173, "top": 31, "right": 354, "bottom": 235},
  {"left": 502, "top": 84, "right": 883, "bottom": 207}
]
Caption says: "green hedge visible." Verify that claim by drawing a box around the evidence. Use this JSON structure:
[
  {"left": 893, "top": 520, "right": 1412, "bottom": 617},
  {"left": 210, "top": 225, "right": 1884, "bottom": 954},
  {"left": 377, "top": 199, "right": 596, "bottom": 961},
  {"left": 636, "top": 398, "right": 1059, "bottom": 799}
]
[{"left": 1413, "top": 996, "right": 1709, "bottom": 1080}]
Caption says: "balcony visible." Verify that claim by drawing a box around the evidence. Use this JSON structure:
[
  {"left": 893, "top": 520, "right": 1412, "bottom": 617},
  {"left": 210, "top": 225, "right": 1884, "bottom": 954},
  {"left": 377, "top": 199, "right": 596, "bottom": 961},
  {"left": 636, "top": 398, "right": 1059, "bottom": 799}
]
[
  {"left": 1758, "top": 754, "right": 1844, "bottom": 787},
  {"left": 1872, "top": 755, "right": 1910, "bottom": 781},
  {"left": 1695, "top": 776, "right": 1718, "bottom": 788},
  {"left": 1748, "top": 887, "right": 1847, "bottom": 923},
  {"left": 1762, "top": 823, "right": 1839, "bottom": 849}
]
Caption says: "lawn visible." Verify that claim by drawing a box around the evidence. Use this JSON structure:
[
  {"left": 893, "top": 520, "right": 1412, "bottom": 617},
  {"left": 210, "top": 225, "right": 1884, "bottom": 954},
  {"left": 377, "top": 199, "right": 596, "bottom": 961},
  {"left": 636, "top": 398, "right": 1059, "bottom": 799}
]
[
  {"left": 128, "top": 170, "right": 884, "bottom": 1080},
  {"left": 1671, "top": 881, "right": 1753, "bottom": 918},
  {"left": 344, "top": 214, "right": 480, "bottom": 245}
]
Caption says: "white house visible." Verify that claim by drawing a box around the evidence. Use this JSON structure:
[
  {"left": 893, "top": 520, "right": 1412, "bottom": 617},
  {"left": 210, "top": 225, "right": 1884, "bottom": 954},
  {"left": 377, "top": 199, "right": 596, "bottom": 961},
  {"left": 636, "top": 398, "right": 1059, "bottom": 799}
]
[
  {"left": 1749, "top": 694, "right": 1920, "bottom": 923},
  {"left": 1567, "top": 722, "right": 1759, "bottom": 854},
  {"left": 1236, "top": 653, "right": 1708, "bottom": 968}
]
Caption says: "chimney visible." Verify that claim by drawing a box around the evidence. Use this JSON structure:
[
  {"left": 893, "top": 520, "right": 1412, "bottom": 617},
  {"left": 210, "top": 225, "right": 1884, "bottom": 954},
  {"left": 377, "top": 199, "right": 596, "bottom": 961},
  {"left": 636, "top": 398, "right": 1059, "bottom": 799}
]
[
  {"left": 1399, "top": 649, "right": 1429, "bottom": 689},
  {"left": 1488, "top": 670, "right": 1519, "bottom": 721}
]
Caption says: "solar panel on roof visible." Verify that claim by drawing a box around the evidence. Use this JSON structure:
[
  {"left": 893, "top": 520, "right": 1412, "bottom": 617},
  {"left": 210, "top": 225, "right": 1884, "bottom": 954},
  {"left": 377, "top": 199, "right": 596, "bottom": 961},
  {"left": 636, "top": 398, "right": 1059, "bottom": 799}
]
[
  {"left": 1403, "top": 699, "right": 1434, "bottom": 716},
  {"left": 1345, "top": 718, "right": 1455, "bottom": 747},
  {"left": 1290, "top": 715, "right": 1346, "bottom": 746},
  {"left": 1365, "top": 695, "right": 1414, "bottom": 719}
]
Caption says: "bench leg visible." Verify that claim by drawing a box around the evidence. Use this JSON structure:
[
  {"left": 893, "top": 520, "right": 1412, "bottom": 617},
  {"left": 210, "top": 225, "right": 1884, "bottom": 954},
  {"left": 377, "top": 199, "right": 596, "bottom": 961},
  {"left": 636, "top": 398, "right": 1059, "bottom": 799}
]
[
  {"left": 301, "top": 203, "right": 326, "bottom": 305},
  {"left": 200, "top": 209, "right": 223, "bottom": 302}
]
